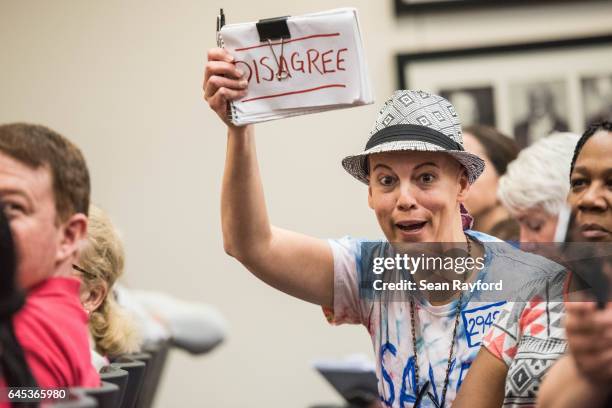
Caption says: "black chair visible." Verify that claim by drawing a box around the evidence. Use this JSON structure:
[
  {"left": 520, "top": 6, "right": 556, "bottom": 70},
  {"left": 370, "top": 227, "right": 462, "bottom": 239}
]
[
  {"left": 124, "top": 352, "right": 152, "bottom": 373},
  {"left": 136, "top": 340, "right": 170, "bottom": 408},
  {"left": 100, "top": 365, "right": 129, "bottom": 407},
  {"left": 49, "top": 388, "right": 97, "bottom": 408},
  {"left": 121, "top": 352, "right": 152, "bottom": 408},
  {"left": 111, "top": 357, "right": 146, "bottom": 408},
  {"left": 76, "top": 381, "right": 120, "bottom": 408}
]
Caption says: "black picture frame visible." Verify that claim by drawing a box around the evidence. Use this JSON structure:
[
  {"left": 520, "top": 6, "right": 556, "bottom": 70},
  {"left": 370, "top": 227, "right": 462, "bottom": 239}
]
[
  {"left": 397, "top": 34, "right": 612, "bottom": 90},
  {"left": 396, "top": 34, "right": 612, "bottom": 145},
  {"left": 395, "top": 0, "right": 588, "bottom": 14}
]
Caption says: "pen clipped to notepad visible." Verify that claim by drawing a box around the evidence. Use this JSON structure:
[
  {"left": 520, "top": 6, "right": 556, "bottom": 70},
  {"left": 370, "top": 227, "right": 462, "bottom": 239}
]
[{"left": 216, "top": 9, "right": 225, "bottom": 48}]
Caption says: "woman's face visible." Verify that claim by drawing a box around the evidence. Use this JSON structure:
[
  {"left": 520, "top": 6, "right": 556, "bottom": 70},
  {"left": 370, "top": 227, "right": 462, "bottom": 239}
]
[
  {"left": 514, "top": 207, "right": 558, "bottom": 243},
  {"left": 368, "top": 151, "right": 469, "bottom": 243},
  {"left": 568, "top": 130, "right": 612, "bottom": 242},
  {"left": 463, "top": 133, "right": 500, "bottom": 216}
]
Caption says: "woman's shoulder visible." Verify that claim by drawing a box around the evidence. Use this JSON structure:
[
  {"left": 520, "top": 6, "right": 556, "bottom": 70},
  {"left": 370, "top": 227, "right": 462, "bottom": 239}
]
[
  {"left": 470, "top": 230, "right": 564, "bottom": 276},
  {"left": 328, "top": 236, "right": 387, "bottom": 259},
  {"left": 466, "top": 230, "right": 505, "bottom": 243}
]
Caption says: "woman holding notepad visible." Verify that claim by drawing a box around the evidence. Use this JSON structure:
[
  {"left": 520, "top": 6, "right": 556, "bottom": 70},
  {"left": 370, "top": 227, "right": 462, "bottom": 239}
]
[{"left": 203, "top": 47, "right": 563, "bottom": 408}]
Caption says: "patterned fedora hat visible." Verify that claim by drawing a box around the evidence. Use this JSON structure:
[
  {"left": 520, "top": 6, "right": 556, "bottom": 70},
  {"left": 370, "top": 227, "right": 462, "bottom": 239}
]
[{"left": 342, "top": 90, "right": 485, "bottom": 184}]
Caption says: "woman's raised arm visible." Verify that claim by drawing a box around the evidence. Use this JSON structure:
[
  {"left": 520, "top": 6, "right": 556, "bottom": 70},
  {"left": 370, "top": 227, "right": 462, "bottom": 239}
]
[{"left": 204, "top": 48, "right": 334, "bottom": 308}]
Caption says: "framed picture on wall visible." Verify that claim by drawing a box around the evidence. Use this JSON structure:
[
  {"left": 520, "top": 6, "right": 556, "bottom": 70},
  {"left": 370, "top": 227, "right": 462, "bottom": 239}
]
[
  {"left": 395, "top": 0, "right": 584, "bottom": 14},
  {"left": 396, "top": 34, "right": 612, "bottom": 147},
  {"left": 581, "top": 73, "right": 612, "bottom": 128},
  {"left": 439, "top": 86, "right": 496, "bottom": 127}
]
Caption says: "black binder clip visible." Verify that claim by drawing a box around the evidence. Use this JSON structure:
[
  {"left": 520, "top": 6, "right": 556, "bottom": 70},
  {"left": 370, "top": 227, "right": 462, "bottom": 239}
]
[
  {"left": 256, "top": 16, "right": 291, "bottom": 81},
  {"left": 256, "top": 16, "right": 291, "bottom": 42}
]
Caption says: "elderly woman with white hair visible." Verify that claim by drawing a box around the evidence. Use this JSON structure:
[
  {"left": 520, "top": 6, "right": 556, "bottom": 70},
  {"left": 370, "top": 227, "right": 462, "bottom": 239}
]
[{"left": 497, "top": 132, "right": 580, "bottom": 243}]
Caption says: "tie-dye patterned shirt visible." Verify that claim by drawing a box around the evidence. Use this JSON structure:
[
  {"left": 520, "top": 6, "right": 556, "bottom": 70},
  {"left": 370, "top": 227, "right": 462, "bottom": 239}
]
[
  {"left": 482, "top": 271, "right": 568, "bottom": 408},
  {"left": 324, "top": 230, "right": 563, "bottom": 408}
]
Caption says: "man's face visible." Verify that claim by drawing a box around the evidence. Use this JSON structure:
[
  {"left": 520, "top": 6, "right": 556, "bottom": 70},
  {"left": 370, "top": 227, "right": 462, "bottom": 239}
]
[
  {"left": 0, "top": 151, "right": 60, "bottom": 289},
  {"left": 367, "top": 151, "right": 468, "bottom": 243}
]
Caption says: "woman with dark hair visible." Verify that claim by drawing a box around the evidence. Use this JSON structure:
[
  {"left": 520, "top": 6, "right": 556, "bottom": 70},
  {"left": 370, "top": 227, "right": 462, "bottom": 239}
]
[
  {"left": 0, "top": 203, "right": 38, "bottom": 406},
  {"left": 462, "top": 125, "right": 520, "bottom": 240},
  {"left": 537, "top": 121, "right": 612, "bottom": 408},
  {"left": 455, "top": 121, "right": 612, "bottom": 408}
]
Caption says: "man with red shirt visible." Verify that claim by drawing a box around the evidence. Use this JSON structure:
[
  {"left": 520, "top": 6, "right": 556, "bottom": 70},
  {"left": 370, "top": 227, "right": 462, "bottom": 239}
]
[{"left": 0, "top": 123, "right": 99, "bottom": 389}]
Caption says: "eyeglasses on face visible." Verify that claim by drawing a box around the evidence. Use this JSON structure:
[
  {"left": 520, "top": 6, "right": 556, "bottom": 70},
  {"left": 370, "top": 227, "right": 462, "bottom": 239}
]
[{"left": 72, "top": 264, "right": 96, "bottom": 278}]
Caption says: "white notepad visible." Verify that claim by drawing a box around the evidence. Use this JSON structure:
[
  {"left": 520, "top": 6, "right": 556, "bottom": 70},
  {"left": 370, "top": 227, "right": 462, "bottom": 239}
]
[{"left": 219, "top": 8, "right": 374, "bottom": 125}]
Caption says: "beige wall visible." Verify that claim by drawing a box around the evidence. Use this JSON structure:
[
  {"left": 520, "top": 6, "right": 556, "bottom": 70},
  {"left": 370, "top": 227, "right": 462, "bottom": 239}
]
[{"left": 1, "top": 0, "right": 611, "bottom": 406}]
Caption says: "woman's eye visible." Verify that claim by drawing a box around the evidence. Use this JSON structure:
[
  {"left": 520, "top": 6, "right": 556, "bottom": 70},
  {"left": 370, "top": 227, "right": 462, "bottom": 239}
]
[
  {"left": 570, "top": 178, "right": 587, "bottom": 189},
  {"left": 378, "top": 175, "right": 395, "bottom": 186},
  {"left": 521, "top": 219, "right": 542, "bottom": 232},
  {"left": 419, "top": 173, "right": 436, "bottom": 184},
  {"left": 528, "top": 223, "right": 542, "bottom": 232}
]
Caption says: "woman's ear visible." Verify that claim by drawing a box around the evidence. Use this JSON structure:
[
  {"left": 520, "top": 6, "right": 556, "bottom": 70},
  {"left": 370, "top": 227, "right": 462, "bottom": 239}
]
[
  {"left": 368, "top": 183, "right": 374, "bottom": 209},
  {"left": 82, "top": 280, "right": 108, "bottom": 313}
]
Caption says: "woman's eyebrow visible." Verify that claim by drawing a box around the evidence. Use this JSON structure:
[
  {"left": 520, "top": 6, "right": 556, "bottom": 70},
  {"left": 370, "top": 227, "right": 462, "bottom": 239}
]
[
  {"left": 372, "top": 163, "right": 393, "bottom": 172},
  {"left": 571, "top": 166, "right": 589, "bottom": 175},
  {"left": 414, "top": 162, "right": 439, "bottom": 170}
]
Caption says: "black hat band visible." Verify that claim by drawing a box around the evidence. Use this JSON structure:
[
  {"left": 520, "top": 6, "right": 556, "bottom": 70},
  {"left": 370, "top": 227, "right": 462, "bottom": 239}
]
[{"left": 365, "top": 124, "right": 464, "bottom": 151}]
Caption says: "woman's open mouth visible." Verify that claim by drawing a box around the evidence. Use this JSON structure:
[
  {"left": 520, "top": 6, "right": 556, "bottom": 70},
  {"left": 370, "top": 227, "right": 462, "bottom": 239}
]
[{"left": 395, "top": 220, "right": 427, "bottom": 235}]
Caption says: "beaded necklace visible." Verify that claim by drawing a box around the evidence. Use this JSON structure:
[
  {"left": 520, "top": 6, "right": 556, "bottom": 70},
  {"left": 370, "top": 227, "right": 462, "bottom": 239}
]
[{"left": 409, "top": 234, "right": 472, "bottom": 408}]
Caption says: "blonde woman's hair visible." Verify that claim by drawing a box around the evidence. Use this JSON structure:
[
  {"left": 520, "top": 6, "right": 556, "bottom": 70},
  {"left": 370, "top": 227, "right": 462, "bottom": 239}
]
[{"left": 79, "top": 204, "right": 140, "bottom": 356}]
